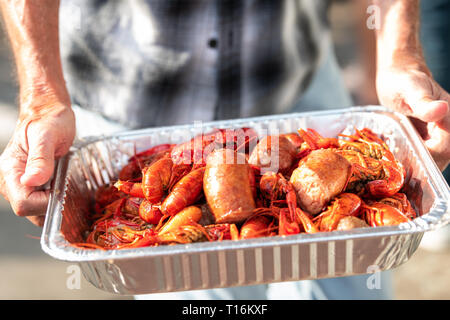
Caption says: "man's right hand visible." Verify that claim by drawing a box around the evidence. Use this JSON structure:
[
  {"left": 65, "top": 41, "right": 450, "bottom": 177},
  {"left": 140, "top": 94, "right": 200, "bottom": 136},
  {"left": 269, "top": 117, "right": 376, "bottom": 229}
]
[
  {"left": 0, "top": 0, "right": 75, "bottom": 226},
  {"left": 0, "top": 102, "right": 75, "bottom": 227}
]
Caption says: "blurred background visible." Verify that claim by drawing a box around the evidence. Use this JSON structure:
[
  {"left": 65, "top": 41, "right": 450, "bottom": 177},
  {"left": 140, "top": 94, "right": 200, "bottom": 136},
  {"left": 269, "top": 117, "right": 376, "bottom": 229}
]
[{"left": 0, "top": 0, "right": 449, "bottom": 299}]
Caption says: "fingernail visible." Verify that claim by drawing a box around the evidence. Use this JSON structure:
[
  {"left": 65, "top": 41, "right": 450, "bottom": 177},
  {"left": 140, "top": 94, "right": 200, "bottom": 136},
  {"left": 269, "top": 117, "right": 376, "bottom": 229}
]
[{"left": 417, "top": 101, "right": 449, "bottom": 122}]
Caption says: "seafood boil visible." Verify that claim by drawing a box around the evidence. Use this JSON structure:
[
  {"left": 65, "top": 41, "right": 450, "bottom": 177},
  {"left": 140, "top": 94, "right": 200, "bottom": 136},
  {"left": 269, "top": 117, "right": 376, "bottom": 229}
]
[{"left": 78, "top": 127, "right": 417, "bottom": 250}]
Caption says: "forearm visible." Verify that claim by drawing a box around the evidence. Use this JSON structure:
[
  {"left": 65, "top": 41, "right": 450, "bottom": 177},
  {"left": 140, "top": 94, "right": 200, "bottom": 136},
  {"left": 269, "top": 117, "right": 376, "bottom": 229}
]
[
  {"left": 372, "top": 0, "right": 450, "bottom": 171},
  {"left": 0, "top": 0, "right": 69, "bottom": 118},
  {"left": 373, "top": 0, "right": 427, "bottom": 71}
]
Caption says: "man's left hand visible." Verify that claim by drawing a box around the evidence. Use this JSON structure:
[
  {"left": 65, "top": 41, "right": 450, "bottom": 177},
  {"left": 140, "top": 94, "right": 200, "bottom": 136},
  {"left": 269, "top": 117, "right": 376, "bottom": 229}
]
[{"left": 376, "top": 55, "right": 450, "bottom": 170}]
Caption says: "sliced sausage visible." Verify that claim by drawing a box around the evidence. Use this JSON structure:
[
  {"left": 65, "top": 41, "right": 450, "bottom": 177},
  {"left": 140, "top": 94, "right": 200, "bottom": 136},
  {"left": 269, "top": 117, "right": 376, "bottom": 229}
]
[
  {"left": 290, "top": 149, "right": 351, "bottom": 214},
  {"left": 204, "top": 149, "right": 256, "bottom": 223},
  {"left": 248, "top": 135, "right": 297, "bottom": 175}
]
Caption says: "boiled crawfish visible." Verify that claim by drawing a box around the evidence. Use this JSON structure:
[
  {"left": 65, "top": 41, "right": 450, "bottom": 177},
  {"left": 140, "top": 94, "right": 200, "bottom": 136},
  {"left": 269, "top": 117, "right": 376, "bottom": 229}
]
[{"left": 78, "top": 126, "right": 417, "bottom": 251}]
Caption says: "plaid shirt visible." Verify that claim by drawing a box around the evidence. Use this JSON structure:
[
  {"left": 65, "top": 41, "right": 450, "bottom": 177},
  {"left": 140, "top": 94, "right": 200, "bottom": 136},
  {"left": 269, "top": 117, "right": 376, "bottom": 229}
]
[{"left": 59, "top": 0, "right": 331, "bottom": 129}]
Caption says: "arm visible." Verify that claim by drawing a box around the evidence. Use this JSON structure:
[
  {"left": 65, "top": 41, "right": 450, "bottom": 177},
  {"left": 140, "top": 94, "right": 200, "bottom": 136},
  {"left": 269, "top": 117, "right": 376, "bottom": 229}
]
[
  {"left": 354, "top": 0, "right": 379, "bottom": 105},
  {"left": 375, "top": 0, "right": 423, "bottom": 68},
  {"left": 0, "top": 0, "right": 75, "bottom": 226},
  {"left": 374, "top": 0, "right": 450, "bottom": 170},
  {"left": 1, "top": 0, "right": 70, "bottom": 117}
]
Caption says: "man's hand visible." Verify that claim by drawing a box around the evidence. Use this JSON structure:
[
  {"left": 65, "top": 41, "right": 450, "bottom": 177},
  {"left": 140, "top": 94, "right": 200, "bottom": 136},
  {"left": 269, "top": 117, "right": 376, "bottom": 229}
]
[
  {"left": 374, "top": 0, "right": 450, "bottom": 171},
  {"left": 0, "top": 0, "right": 75, "bottom": 226},
  {"left": 0, "top": 103, "right": 75, "bottom": 226},
  {"left": 376, "top": 56, "right": 450, "bottom": 170}
]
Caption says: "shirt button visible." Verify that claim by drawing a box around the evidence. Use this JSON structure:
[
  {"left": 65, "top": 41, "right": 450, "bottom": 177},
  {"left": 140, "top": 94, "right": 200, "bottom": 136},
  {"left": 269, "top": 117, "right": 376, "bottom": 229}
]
[{"left": 208, "top": 38, "right": 218, "bottom": 49}]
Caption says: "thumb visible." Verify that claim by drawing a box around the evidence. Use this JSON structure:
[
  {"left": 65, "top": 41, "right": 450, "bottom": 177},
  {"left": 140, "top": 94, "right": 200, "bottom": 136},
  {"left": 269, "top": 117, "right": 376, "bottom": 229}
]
[
  {"left": 20, "top": 131, "right": 55, "bottom": 187},
  {"left": 404, "top": 92, "right": 449, "bottom": 123},
  {"left": 424, "top": 124, "right": 450, "bottom": 170}
]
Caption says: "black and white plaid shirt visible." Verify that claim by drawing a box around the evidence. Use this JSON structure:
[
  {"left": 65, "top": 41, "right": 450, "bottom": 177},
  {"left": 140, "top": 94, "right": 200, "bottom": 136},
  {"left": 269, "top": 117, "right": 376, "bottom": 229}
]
[{"left": 59, "top": 0, "right": 331, "bottom": 128}]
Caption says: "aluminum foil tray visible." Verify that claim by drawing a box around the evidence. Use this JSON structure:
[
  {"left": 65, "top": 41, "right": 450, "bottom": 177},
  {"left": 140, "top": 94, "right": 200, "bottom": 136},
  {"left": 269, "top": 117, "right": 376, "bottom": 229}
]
[{"left": 41, "top": 106, "right": 450, "bottom": 295}]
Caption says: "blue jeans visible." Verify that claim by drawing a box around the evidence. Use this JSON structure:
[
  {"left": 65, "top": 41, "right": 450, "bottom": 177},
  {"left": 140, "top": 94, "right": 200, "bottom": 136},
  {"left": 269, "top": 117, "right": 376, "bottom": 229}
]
[{"left": 134, "top": 44, "right": 393, "bottom": 300}]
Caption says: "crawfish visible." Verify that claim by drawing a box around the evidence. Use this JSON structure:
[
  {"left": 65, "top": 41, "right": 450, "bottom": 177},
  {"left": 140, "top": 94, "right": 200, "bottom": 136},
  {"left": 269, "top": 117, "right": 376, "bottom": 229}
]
[
  {"left": 115, "top": 156, "right": 192, "bottom": 203},
  {"left": 160, "top": 167, "right": 206, "bottom": 216},
  {"left": 142, "top": 157, "right": 192, "bottom": 203},
  {"left": 278, "top": 207, "right": 319, "bottom": 235},
  {"left": 119, "top": 144, "right": 174, "bottom": 181},
  {"left": 338, "top": 128, "right": 389, "bottom": 160},
  {"left": 92, "top": 197, "right": 142, "bottom": 223},
  {"left": 297, "top": 128, "right": 339, "bottom": 158},
  {"left": 113, "top": 224, "right": 209, "bottom": 249},
  {"left": 88, "top": 206, "right": 206, "bottom": 249},
  {"left": 140, "top": 206, "right": 207, "bottom": 247},
  {"left": 278, "top": 208, "right": 300, "bottom": 235},
  {"left": 86, "top": 217, "right": 144, "bottom": 249},
  {"left": 281, "top": 132, "right": 304, "bottom": 150},
  {"left": 156, "top": 224, "right": 209, "bottom": 245},
  {"left": 362, "top": 201, "right": 411, "bottom": 227},
  {"left": 313, "top": 193, "right": 362, "bottom": 232},
  {"left": 240, "top": 215, "right": 274, "bottom": 239},
  {"left": 157, "top": 206, "right": 203, "bottom": 235},
  {"left": 375, "top": 193, "right": 416, "bottom": 220},
  {"left": 114, "top": 180, "right": 146, "bottom": 198},
  {"left": 171, "top": 127, "right": 257, "bottom": 167},
  {"left": 205, "top": 223, "right": 240, "bottom": 241},
  {"left": 216, "top": 127, "right": 259, "bottom": 154},
  {"left": 365, "top": 160, "right": 405, "bottom": 198},
  {"left": 259, "top": 172, "right": 317, "bottom": 234},
  {"left": 338, "top": 128, "right": 405, "bottom": 197},
  {"left": 139, "top": 199, "right": 163, "bottom": 225},
  {"left": 334, "top": 149, "right": 384, "bottom": 194},
  {"left": 259, "top": 172, "right": 298, "bottom": 219}
]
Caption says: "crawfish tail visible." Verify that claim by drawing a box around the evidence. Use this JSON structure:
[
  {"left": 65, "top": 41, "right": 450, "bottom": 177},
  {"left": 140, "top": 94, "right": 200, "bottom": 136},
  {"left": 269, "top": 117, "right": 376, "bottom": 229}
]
[{"left": 158, "top": 224, "right": 209, "bottom": 244}]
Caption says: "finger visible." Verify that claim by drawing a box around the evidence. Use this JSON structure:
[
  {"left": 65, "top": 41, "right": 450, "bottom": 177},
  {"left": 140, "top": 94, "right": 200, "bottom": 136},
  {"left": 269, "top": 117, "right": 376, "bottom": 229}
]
[
  {"left": 434, "top": 158, "right": 450, "bottom": 171},
  {"left": 26, "top": 215, "right": 46, "bottom": 227},
  {"left": 8, "top": 184, "right": 50, "bottom": 217},
  {"left": 437, "top": 114, "right": 450, "bottom": 133},
  {"left": 2, "top": 155, "right": 50, "bottom": 217},
  {"left": 405, "top": 96, "right": 449, "bottom": 123},
  {"left": 424, "top": 125, "right": 450, "bottom": 171},
  {"left": 20, "top": 130, "right": 55, "bottom": 187}
]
